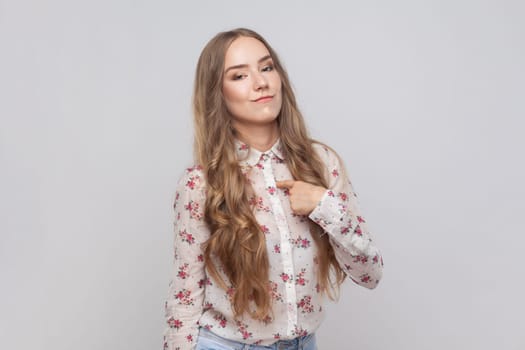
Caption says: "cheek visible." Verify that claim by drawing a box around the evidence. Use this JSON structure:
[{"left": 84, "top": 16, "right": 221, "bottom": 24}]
[
  {"left": 223, "top": 83, "right": 246, "bottom": 104},
  {"left": 275, "top": 75, "right": 282, "bottom": 90},
  {"left": 222, "top": 84, "right": 247, "bottom": 117},
  {"left": 273, "top": 75, "right": 283, "bottom": 96},
  {"left": 274, "top": 78, "right": 283, "bottom": 106}
]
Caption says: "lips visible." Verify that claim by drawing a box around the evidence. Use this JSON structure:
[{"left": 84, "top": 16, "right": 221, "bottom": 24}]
[{"left": 253, "top": 95, "right": 273, "bottom": 103}]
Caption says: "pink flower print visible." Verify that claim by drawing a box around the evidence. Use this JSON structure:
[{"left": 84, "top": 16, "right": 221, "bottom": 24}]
[
  {"left": 174, "top": 289, "right": 194, "bottom": 305},
  {"left": 198, "top": 277, "right": 212, "bottom": 288},
  {"left": 355, "top": 225, "right": 363, "bottom": 236},
  {"left": 248, "top": 195, "right": 271, "bottom": 212},
  {"left": 267, "top": 186, "right": 276, "bottom": 195},
  {"left": 341, "top": 224, "right": 352, "bottom": 235},
  {"left": 238, "top": 143, "right": 249, "bottom": 151},
  {"left": 273, "top": 333, "right": 281, "bottom": 340},
  {"left": 279, "top": 272, "right": 292, "bottom": 283},
  {"left": 268, "top": 281, "right": 283, "bottom": 302},
  {"left": 339, "top": 192, "right": 348, "bottom": 201},
  {"left": 373, "top": 255, "right": 379, "bottom": 264},
  {"left": 226, "top": 287, "right": 236, "bottom": 300},
  {"left": 273, "top": 244, "right": 281, "bottom": 254},
  {"left": 295, "top": 268, "right": 308, "bottom": 286},
  {"left": 167, "top": 317, "right": 183, "bottom": 329},
  {"left": 255, "top": 163, "right": 264, "bottom": 170},
  {"left": 203, "top": 301, "right": 213, "bottom": 311},
  {"left": 184, "top": 200, "right": 203, "bottom": 220},
  {"left": 298, "top": 237, "right": 311, "bottom": 248},
  {"left": 360, "top": 274, "right": 371, "bottom": 283},
  {"left": 260, "top": 225, "right": 270, "bottom": 234},
  {"left": 213, "top": 314, "right": 228, "bottom": 328},
  {"left": 331, "top": 169, "right": 339, "bottom": 177},
  {"left": 236, "top": 321, "right": 252, "bottom": 340},
  {"left": 219, "top": 318, "right": 227, "bottom": 328},
  {"left": 297, "top": 295, "right": 314, "bottom": 314},
  {"left": 186, "top": 334, "right": 193, "bottom": 342},
  {"left": 357, "top": 215, "right": 366, "bottom": 223},
  {"left": 178, "top": 229, "right": 195, "bottom": 245},
  {"left": 197, "top": 254, "right": 204, "bottom": 262},
  {"left": 184, "top": 201, "right": 194, "bottom": 212},
  {"left": 177, "top": 263, "right": 189, "bottom": 279},
  {"left": 185, "top": 174, "right": 200, "bottom": 190},
  {"left": 292, "top": 325, "right": 308, "bottom": 337},
  {"left": 290, "top": 236, "right": 310, "bottom": 248},
  {"left": 241, "top": 330, "right": 251, "bottom": 340},
  {"left": 327, "top": 190, "right": 335, "bottom": 197},
  {"left": 353, "top": 255, "right": 368, "bottom": 264}
]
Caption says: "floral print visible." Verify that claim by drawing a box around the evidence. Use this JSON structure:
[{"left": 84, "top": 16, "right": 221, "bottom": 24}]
[
  {"left": 290, "top": 236, "right": 311, "bottom": 249},
  {"left": 163, "top": 140, "right": 383, "bottom": 350},
  {"left": 295, "top": 269, "right": 308, "bottom": 286},
  {"left": 174, "top": 289, "right": 195, "bottom": 306},
  {"left": 297, "top": 295, "right": 314, "bottom": 314}
]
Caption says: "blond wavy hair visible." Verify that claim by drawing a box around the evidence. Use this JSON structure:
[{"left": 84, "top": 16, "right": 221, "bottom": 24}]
[{"left": 193, "top": 28, "right": 345, "bottom": 320}]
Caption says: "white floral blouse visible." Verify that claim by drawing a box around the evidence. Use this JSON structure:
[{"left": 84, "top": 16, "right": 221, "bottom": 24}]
[{"left": 163, "top": 139, "right": 383, "bottom": 350}]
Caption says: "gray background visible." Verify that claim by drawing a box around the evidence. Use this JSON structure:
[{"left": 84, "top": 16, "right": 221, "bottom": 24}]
[{"left": 1, "top": 0, "right": 524, "bottom": 349}]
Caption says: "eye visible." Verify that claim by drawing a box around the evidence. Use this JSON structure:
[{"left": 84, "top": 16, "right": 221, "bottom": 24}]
[
  {"left": 261, "top": 64, "right": 274, "bottom": 72},
  {"left": 232, "top": 73, "right": 246, "bottom": 81}
]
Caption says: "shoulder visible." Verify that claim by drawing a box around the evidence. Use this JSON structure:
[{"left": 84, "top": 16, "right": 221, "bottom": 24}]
[
  {"left": 311, "top": 141, "right": 350, "bottom": 187},
  {"left": 311, "top": 141, "right": 343, "bottom": 168},
  {"left": 172, "top": 166, "right": 207, "bottom": 226},
  {"left": 175, "top": 165, "right": 207, "bottom": 196}
]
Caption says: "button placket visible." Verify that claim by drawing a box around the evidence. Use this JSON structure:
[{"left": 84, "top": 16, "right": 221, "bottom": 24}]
[{"left": 260, "top": 153, "right": 298, "bottom": 338}]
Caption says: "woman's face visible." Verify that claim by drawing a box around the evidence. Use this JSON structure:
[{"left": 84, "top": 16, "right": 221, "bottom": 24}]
[{"left": 222, "top": 36, "right": 282, "bottom": 130}]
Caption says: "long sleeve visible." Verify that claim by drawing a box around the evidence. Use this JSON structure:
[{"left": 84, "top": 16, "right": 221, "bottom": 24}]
[
  {"left": 163, "top": 166, "right": 209, "bottom": 350},
  {"left": 308, "top": 145, "right": 383, "bottom": 289}
]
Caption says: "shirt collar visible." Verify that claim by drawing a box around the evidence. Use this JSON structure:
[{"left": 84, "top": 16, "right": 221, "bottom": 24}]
[{"left": 235, "top": 138, "right": 285, "bottom": 167}]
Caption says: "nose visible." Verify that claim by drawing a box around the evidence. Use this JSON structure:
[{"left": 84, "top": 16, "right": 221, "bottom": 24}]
[{"left": 253, "top": 71, "right": 269, "bottom": 90}]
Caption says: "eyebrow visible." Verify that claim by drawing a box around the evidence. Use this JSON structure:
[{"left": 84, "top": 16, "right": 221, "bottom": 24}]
[{"left": 224, "top": 54, "right": 273, "bottom": 74}]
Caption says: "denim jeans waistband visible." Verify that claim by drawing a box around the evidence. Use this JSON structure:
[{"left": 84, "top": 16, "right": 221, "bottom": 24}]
[{"left": 197, "top": 327, "right": 316, "bottom": 350}]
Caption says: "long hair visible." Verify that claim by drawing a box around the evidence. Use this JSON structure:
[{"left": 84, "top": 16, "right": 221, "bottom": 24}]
[{"left": 193, "top": 28, "right": 345, "bottom": 320}]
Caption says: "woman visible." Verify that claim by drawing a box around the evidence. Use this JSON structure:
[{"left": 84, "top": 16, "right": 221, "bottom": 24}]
[{"left": 163, "top": 28, "right": 383, "bottom": 350}]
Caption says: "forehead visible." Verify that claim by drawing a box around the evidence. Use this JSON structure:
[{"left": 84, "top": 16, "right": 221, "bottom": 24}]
[{"left": 224, "top": 36, "right": 271, "bottom": 67}]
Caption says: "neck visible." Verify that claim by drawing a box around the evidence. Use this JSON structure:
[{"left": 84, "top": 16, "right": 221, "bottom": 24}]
[{"left": 233, "top": 121, "right": 279, "bottom": 152}]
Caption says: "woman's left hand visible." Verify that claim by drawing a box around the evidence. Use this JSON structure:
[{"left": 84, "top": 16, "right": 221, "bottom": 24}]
[{"left": 276, "top": 180, "right": 327, "bottom": 216}]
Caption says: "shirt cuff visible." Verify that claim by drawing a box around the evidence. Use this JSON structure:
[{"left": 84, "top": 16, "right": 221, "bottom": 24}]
[{"left": 308, "top": 189, "right": 346, "bottom": 235}]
